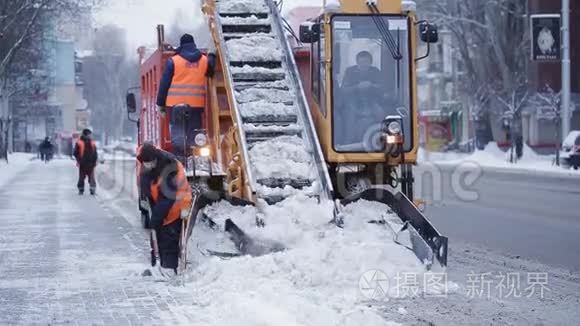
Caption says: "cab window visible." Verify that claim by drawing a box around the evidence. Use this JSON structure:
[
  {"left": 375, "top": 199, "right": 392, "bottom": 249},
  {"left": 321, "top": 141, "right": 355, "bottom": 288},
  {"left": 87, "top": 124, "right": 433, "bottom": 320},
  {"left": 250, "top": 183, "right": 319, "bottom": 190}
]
[{"left": 331, "top": 15, "right": 412, "bottom": 153}]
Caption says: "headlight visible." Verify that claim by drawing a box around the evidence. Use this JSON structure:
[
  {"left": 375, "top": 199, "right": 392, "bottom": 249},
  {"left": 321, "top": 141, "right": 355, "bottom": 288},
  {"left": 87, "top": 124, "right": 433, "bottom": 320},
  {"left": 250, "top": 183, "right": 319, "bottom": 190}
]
[
  {"left": 387, "top": 121, "right": 402, "bottom": 134},
  {"left": 200, "top": 147, "right": 211, "bottom": 157},
  {"left": 385, "top": 135, "right": 398, "bottom": 144},
  {"left": 194, "top": 133, "right": 207, "bottom": 146}
]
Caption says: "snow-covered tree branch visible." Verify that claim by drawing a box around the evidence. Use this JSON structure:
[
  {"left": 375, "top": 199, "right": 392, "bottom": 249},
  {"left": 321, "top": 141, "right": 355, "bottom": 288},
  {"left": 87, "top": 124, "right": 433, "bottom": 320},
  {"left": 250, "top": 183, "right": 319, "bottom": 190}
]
[{"left": 417, "top": 0, "right": 529, "bottom": 116}]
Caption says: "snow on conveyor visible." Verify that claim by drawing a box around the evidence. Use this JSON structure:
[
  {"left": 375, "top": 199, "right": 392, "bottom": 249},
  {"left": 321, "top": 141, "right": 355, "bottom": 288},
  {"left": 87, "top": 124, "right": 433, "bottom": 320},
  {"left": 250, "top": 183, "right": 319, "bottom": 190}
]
[
  {"left": 217, "top": 0, "right": 269, "bottom": 13},
  {"left": 217, "top": 0, "right": 328, "bottom": 200},
  {"left": 248, "top": 135, "right": 314, "bottom": 180},
  {"left": 239, "top": 100, "right": 296, "bottom": 118},
  {"left": 220, "top": 16, "right": 270, "bottom": 25},
  {"left": 226, "top": 36, "right": 282, "bottom": 62},
  {"left": 236, "top": 87, "right": 294, "bottom": 104},
  {"left": 185, "top": 197, "right": 442, "bottom": 326}
]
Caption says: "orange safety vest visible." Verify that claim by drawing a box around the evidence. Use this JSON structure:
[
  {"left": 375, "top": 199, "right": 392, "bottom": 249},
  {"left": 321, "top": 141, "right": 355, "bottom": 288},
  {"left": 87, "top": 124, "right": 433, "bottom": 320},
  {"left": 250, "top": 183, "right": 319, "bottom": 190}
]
[
  {"left": 76, "top": 139, "right": 96, "bottom": 160},
  {"left": 149, "top": 161, "right": 192, "bottom": 225},
  {"left": 166, "top": 54, "right": 208, "bottom": 108}
]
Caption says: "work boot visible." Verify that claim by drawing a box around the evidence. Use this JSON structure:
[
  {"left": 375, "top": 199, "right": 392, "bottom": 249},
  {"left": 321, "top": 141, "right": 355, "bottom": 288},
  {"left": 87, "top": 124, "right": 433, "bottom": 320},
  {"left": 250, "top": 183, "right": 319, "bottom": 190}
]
[
  {"left": 90, "top": 188, "right": 96, "bottom": 196},
  {"left": 148, "top": 265, "right": 177, "bottom": 281}
]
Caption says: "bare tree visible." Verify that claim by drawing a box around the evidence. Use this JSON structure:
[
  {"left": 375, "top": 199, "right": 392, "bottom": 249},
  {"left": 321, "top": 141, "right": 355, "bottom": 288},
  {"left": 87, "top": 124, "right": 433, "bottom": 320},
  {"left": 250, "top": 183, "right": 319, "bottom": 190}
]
[
  {"left": 82, "top": 25, "right": 137, "bottom": 143},
  {"left": 418, "top": 0, "right": 529, "bottom": 118},
  {"left": 496, "top": 89, "right": 529, "bottom": 163},
  {"left": 0, "top": 0, "right": 51, "bottom": 158},
  {"left": 0, "top": 0, "right": 103, "bottom": 158}
]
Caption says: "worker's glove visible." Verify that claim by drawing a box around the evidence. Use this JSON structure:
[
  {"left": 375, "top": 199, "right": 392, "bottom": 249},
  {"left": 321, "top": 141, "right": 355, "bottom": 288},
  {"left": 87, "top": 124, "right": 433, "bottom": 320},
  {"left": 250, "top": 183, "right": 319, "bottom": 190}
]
[
  {"left": 180, "top": 208, "right": 190, "bottom": 220},
  {"left": 141, "top": 199, "right": 152, "bottom": 219},
  {"left": 140, "top": 199, "right": 150, "bottom": 211},
  {"left": 157, "top": 105, "right": 167, "bottom": 117}
]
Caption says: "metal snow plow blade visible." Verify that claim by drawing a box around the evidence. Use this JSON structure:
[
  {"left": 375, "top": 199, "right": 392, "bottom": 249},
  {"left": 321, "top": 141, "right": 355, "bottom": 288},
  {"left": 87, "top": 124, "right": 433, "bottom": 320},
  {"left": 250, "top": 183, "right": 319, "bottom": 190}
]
[
  {"left": 187, "top": 191, "right": 284, "bottom": 257},
  {"left": 340, "top": 188, "right": 448, "bottom": 269},
  {"left": 224, "top": 219, "right": 285, "bottom": 256}
]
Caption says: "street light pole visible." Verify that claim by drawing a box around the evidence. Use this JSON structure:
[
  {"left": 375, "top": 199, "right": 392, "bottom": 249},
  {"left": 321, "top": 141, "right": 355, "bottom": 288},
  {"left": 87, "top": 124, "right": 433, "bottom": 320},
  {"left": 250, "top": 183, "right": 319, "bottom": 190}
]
[{"left": 561, "top": 0, "right": 571, "bottom": 141}]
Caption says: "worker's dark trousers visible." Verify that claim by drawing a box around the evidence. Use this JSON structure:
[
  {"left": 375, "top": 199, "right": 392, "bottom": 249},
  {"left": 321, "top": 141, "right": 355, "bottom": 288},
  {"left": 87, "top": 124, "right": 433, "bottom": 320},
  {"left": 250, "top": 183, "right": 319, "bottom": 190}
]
[
  {"left": 78, "top": 167, "right": 96, "bottom": 193},
  {"left": 155, "top": 219, "right": 182, "bottom": 270},
  {"left": 170, "top": 106, "right": 203, "bottom": 158}
]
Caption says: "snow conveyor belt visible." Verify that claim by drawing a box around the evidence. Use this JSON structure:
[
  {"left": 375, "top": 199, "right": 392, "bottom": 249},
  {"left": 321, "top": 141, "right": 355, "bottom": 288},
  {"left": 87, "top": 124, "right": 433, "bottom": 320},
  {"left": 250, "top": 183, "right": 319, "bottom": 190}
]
[{"left": 211, "top": 0, "right": 334, "bottom": 205}]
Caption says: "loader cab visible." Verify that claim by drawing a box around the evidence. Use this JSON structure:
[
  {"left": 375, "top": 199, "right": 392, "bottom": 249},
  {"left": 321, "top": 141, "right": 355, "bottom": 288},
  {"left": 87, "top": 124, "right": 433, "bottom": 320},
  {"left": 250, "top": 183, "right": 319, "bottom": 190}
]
[{"left": 299, "top": 7, "right": 438, "bottom": 165}]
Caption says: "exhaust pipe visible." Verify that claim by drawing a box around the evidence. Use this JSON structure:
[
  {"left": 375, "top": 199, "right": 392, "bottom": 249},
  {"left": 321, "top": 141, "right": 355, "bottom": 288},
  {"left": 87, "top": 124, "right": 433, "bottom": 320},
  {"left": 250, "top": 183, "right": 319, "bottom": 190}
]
[{"left": 157, "top": 24, "right": 165, "bottom": 50}]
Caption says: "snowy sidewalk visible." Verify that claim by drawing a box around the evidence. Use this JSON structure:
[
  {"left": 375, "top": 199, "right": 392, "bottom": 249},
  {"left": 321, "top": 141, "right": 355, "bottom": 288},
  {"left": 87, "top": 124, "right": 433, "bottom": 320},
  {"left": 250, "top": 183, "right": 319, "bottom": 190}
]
[
  {"left": 0, "top": 159, "right": 197, "bottom": 325},
  {"left": 0, "top": 153, "right": 36, "bottom": 189},
  {"left": 419, "top": 143, "right": 580, "bottom": 179}
]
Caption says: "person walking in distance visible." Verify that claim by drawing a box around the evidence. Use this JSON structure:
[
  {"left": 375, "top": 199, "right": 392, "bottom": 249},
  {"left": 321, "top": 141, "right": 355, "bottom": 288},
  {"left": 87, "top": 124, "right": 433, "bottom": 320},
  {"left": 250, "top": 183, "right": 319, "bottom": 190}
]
[{"left": 73, "top": 129, "right": 98, "bottom": 195}]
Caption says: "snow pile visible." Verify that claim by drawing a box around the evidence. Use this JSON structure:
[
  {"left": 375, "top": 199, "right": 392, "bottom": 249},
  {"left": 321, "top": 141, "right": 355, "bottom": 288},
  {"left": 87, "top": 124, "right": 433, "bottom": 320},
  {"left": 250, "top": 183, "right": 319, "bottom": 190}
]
[
  {"left": 221, "top": 15, "right": 270, "bottom": 25},
  {"left": 0, "top": 153, "right": 35, "bottom": 189},
  {"left": 102, "top": 140, "right": 138, "bottom": 156},
  {"left": 248, "top": 135, "right": 314, "bottom": 180},
  {"left": 218, "top": 0, "right": 268, "bottom": 13},
  {"left": 102, "top": 150, "right": 136, "bottom": 162},
  {"left": 102, "top": 140, "right": 121, "bottom": 152},
  {"left": 183, "top": 197, "right": 437, "bottom": 326},
  {"left": 255, "top": 182, "right": 319, "bottom": 198},
  {"left": 243, "top": 122, "right": 302, "bottom": 133},
  {"left": 239, "top": 100, "right": 296, "bottom": 118},
  {"left": 236, "top": 79, "right": 290, "bottom": 90},
  {"left": 226, "top": 35, "right": 282, "bottom": 62},
  {"left": 237, "top": 87, "right": 294, "bottom": 103},
  {"left": 230, "top": 64, "right": 285, "bottom": 75},
  {"left": 465, "top": 142, "right": 509, "bottom": 164},
  {"left": 563, "top": 130, "right": 580, "bottom": 147},
  {"left": 419, "top": 142, "right": 580, "bottom": 176}
]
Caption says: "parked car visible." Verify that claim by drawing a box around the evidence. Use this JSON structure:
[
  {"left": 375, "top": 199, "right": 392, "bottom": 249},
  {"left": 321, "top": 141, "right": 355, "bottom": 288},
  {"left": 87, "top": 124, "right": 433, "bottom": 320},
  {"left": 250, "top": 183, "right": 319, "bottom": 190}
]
[{"left": 561, "top": 130, "right": 580, "bottom": 169}]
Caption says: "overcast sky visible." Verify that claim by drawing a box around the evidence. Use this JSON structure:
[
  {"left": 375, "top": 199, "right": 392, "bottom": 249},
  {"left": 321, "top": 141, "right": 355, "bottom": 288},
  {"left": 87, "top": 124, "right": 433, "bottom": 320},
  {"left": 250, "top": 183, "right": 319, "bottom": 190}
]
[{"left": 94, "top": 0, "right": 323, "bottom": 52}]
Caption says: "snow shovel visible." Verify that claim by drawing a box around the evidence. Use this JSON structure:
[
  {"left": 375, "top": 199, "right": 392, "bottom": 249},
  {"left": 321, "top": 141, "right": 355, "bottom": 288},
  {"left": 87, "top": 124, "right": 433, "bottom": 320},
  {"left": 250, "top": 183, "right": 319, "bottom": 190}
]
[
  {"left": 178, "top": 192, "right": 200, "bottom": 275},
  {"left": 142, "top": 199, "right": 160, "bottom": 267},
  {"left": 150, "top": 229, "right": 160, "bottom": 267}
]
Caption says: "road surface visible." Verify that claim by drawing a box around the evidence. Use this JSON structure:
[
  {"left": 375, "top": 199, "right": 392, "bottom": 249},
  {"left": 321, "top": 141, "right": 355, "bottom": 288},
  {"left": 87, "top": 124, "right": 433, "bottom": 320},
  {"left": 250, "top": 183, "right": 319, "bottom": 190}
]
[{"left": 416, "top": 163, "right": 580, "bottom": 272}]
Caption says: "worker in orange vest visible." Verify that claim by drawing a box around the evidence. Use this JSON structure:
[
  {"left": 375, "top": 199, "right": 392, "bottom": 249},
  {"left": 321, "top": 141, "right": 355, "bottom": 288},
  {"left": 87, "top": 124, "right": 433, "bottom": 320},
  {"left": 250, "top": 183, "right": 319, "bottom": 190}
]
[
  {"left": 73, "top": 129, "right": 98, "bottom": 195},
  {"left": 156, "top": 33, "right": 216, "bottom": 130},
  {"left": 137, "top": 142, "right": 192, "bottom": 277}
]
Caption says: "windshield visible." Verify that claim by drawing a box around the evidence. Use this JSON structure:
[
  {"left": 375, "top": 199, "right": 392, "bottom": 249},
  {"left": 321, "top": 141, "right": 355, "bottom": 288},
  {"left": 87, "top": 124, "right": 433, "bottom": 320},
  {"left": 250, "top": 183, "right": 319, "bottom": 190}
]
[{"left": 331, "top": 15, "right": 412, "bottom": 153}]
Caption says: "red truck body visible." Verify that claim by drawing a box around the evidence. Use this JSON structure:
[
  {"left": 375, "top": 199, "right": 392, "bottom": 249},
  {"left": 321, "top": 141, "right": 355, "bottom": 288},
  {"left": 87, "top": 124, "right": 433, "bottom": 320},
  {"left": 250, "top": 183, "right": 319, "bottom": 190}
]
[{"left": 137, "top": 47, "right": 211, "bottom": 153}]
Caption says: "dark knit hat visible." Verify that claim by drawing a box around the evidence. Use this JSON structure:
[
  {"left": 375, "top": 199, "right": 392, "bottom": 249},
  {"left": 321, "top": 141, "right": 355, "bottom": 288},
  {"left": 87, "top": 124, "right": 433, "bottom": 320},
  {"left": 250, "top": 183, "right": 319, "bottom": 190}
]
[
  {"left": 180, "top": 33, "right": 195, "bottom": 46},
  {"left": 137, "top": 142, "right": 158, "bottom": 163},
  {"left": 82, "top": 129, "right": 92, "bottom": 136},
  {"left": 356, "top": 50, "right": 373, "bottom": 62}
]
